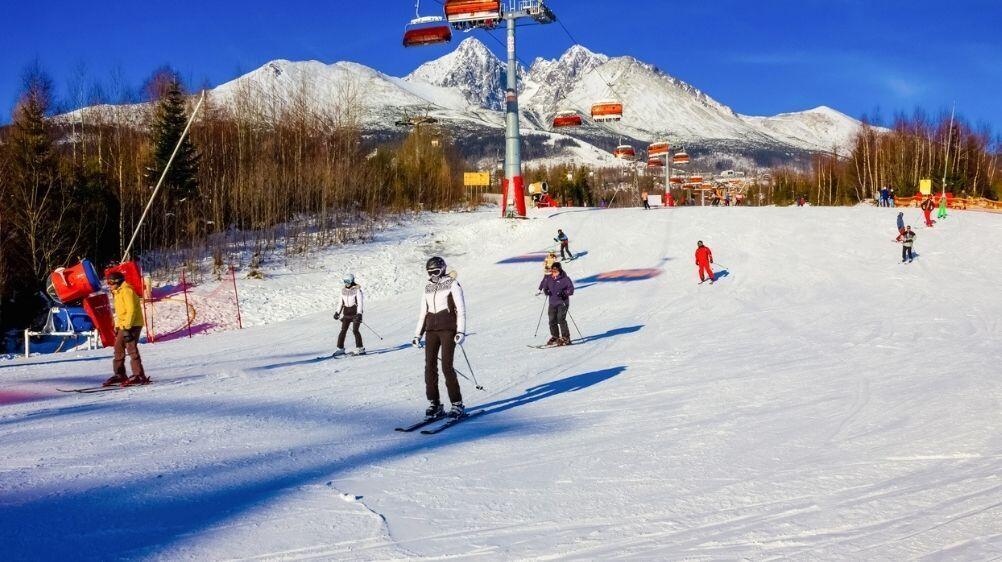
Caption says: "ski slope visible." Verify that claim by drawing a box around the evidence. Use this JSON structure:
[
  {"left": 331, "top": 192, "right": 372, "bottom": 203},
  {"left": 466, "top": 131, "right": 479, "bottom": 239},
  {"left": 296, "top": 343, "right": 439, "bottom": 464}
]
[{"left": 1, "top": 206, "right": 1000, "bottom": 559}]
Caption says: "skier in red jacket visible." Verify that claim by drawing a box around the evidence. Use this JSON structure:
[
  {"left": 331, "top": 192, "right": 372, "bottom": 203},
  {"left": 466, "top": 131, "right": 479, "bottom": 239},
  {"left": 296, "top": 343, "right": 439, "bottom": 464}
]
[{"left": 695, "top": 241, "right": 714, "bottom": 284}]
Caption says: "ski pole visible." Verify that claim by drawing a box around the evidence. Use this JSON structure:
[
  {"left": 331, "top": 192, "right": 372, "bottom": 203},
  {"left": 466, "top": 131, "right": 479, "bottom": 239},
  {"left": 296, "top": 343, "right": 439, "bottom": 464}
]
[
  {"left": 361, "top": 321, "right": 384, "bottom": 341},
  {"left": 533, "top": 297, "right": 547, "bottom": 337},
  {"left": 458, "top": 342, "right": 485, "bottom": 391},
  {"left": 567, "top": 310, "right": 584, "bottom": 339}
]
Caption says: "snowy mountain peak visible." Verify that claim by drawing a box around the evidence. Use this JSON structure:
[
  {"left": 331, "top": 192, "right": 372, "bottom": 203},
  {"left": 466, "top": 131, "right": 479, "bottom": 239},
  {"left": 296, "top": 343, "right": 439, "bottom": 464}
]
[{"left": 405, "top": 37, "right": 519, "bottom": 111}]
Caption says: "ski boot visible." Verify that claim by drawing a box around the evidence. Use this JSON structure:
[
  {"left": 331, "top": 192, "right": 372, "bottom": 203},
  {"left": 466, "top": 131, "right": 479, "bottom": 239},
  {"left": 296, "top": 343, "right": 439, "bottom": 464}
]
[
  {"left": 351, "top": 347, "right": 366, "bottom": 356},
  {"left": 102, "top": 374, "right": 128, "bottom": 387},
  {"left": 122, "top": 374, "right": 151, "bottom": 387},
  {"left": 448, "top": 401, "right": 466, "bottom": 418},
  {"left": 545, "top": 336, "right": 559, "bottom": 346},
  {"left": 331, "top": 348, "right": 346, "bottom": 358},
  {"left": 557, "top": 337, "right": 572, "bottom": 346},
  {"left": 425, "top": 401, "right": 444, "bottom": 420}
]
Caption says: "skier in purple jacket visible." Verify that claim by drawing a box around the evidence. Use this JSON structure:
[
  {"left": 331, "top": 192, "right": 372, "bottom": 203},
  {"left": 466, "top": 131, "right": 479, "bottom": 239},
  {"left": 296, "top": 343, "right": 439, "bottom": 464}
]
[{"left": 537, "top": 262, "right": 575, "bottom": 346}]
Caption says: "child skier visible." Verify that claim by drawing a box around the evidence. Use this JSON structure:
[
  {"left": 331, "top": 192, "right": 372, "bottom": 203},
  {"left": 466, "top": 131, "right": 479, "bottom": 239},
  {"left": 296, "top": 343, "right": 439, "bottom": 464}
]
[
  {"left": 937, "top": 195, "right": 948, "bottom": 220},
  {"left": 641, "top": 191, "right": 651, "bottom": 210},
  {"left": 333, "top": 273, "right": 364, "bottom": 356},
  {"left": 695, "top": 241, "right": 715, "bottom": 284},
  {"left": 412, "top": 256, "right": 467, "bottom": 419},
  {"left": 543, "top": 251, "right": 558, "bottom": 274},
  {"left": 555, "top": 229, "right": 572, "bottom": 260},
  {"left": 537, "top": 261, "right": 575, "bottom": 346},
  {"left": 103, "top": 271, "right": 149, "bottom": 387},
  {"left": 901, "top": 226, "right": 916, "bottom": 263}
]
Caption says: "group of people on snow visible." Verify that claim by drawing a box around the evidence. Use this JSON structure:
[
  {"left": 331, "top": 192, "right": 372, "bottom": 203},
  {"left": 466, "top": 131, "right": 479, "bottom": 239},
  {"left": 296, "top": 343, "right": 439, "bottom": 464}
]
[{"left": 878, "top": 186, "right": 897, "bottom": 207}]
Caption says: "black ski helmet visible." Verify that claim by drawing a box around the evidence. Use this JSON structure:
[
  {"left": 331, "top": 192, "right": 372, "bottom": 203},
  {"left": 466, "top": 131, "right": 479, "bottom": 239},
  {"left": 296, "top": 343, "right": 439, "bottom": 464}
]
[
  {"left": 426, "top": 256, "right": 446, "bottom": 278},
  {"left": 107, "top": 271, "right": 125, "bottom": 285}
]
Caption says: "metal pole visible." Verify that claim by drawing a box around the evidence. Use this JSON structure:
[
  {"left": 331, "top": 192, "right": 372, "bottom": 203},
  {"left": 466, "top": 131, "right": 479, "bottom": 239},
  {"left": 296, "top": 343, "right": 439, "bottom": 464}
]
[
  {"left": 502, "top": 14, "right": 526, "bottom": 218},
  {"left": 534, "top": 297, "right": 547, "bottom": 337},
  {"left": 181, "top": 268, "right": 193, "bottom": 339},
  {"left": 122, "top": 91, "right": 206, "bottom": 262},
  {"left": 230, "top": 265, "right": 243, "bottom": 329}
]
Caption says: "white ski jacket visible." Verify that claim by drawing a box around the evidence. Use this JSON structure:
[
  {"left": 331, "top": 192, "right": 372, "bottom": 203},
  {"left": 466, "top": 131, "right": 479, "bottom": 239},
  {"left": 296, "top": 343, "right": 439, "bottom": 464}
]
[
  {"left": 338, "top": 285, "right": 364, "bottom": 316},
  {"left": 415, "top": 277, "right": 466, "bottom": 336}
]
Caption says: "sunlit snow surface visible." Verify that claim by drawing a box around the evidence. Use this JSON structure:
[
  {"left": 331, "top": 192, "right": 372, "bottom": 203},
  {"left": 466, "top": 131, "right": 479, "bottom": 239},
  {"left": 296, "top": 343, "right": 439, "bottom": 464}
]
[{"left": 1, "top": 206, "right": 1000, "bottom": 559}]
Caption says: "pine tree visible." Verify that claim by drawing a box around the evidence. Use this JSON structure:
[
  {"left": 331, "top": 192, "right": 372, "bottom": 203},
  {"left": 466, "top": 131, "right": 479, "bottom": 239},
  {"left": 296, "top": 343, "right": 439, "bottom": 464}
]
[{"left": 146, "top": 72, "right": 200, "bottom": 202}]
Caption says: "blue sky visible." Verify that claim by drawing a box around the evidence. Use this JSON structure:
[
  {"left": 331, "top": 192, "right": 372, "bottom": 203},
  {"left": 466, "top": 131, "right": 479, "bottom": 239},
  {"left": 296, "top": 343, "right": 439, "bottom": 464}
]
[{"left": 2, "top": 0, "right": 999, "bottom": 128}]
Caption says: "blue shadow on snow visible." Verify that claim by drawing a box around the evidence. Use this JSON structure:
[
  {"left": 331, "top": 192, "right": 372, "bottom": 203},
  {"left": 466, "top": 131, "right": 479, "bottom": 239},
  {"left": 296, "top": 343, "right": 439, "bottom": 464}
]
[
  {"left": 574, "top": 325, "right": 643, "bottom": 345},
  {"left": 477, "top": 366, "right": 626, "bottom": 416}
]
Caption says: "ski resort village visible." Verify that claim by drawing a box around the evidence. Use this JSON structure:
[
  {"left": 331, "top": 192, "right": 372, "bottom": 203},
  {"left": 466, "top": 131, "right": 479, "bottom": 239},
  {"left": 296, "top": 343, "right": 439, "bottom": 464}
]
[{"left": 1, "top": 1, "right": 1000, "bottom": 559}]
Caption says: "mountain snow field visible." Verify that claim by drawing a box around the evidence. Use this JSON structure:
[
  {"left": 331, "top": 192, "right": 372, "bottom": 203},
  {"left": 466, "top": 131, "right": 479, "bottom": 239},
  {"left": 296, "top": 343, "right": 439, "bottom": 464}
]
[{"left": 1, "top": 206, "right": 1001, "bottom": 559}]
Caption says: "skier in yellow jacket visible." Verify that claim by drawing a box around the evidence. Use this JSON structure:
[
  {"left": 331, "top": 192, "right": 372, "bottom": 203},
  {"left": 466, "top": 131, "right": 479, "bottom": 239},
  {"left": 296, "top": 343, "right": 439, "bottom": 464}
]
[{"left": 103, "top": 271, "right": 149, "bottom": 387}]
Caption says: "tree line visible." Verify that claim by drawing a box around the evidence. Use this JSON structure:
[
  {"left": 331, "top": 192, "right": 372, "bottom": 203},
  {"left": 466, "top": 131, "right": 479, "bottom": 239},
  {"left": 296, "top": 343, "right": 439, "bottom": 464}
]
[{"left": 0, "top": 65, "right": 466, "bottom": 337}]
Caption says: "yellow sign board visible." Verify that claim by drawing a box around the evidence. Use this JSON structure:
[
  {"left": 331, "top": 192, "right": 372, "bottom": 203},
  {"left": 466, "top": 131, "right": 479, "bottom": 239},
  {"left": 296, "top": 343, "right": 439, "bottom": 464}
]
[
  {"left": 464, "top": 172, "right": 491, "bottom": 187},
  {"left": 919, "top": 179, "right": 932, "bottom": 195}
]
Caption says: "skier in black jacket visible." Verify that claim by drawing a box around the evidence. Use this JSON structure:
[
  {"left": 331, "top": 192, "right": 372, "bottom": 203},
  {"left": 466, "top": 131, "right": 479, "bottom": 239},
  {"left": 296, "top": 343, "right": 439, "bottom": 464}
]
[{"left": 334, "top": 273, "right": 364, "bottom": 356}]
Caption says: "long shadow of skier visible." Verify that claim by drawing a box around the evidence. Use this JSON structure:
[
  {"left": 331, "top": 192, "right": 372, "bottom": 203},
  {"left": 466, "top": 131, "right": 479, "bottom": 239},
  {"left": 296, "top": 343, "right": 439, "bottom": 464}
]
[
  {"left": 477, "top": 366, "right": 626, "bottom": 417},
  {"left": 574, "top": 325, "right": 643, "bottom": 345}
]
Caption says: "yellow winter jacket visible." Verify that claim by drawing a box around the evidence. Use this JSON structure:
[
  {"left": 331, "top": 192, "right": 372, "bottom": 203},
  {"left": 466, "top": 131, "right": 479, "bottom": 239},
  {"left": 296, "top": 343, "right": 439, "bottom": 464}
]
[{"left": 112, "top": 282, "right": 145, "bottom": 329}]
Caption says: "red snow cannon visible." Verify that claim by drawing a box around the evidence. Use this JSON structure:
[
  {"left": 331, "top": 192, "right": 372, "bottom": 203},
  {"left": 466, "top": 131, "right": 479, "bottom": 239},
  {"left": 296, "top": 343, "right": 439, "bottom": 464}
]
[
  {"left": 105, "top": 261, "right": 144, "bottom": 296},
  {"left": 83, "top": 293, "right": 116, "bottom": 347},
  {"left": 49, "top": 260, "right": 102, "bottom": 304}
]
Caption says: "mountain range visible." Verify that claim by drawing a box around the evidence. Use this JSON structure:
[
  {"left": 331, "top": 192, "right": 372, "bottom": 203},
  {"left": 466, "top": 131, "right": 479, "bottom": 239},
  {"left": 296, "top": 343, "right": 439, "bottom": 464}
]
[{"left": 78, "top": 38, "right": 868, "bottom": 170}]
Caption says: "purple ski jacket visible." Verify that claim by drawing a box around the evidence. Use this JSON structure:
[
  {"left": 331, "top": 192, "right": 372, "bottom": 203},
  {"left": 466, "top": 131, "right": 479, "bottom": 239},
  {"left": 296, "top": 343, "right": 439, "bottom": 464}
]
[{"left": 538, "top": 271, "right": 575, "bottom": 306}]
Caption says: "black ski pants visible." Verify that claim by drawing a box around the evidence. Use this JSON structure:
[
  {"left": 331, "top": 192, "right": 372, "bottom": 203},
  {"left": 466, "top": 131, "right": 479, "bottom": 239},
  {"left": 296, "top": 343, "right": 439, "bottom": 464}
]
[
  {"left": 548, "top": 302, "right": 570, "bottom": 339},
  {"left": 902, "top": 246, "right": 913, "bottom": 262},
  {"left": 559, "top": 241, "right": 572, "bottom": 260},
  {"left": 425, "top": 330, "right": 462, "bottom": 404},
  {"left": 337, "top": 316, "right": 362, "bottom": 349}
]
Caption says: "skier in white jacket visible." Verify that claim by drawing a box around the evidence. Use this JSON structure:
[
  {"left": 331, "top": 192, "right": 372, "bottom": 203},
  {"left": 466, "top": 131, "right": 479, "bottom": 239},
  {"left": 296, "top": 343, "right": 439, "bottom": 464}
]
[
  {"left": 412, "top": 256, "right": 467, "bottom": 419},
  {"left": 333, "top": 274, "right": 364, "bottom": 356}
]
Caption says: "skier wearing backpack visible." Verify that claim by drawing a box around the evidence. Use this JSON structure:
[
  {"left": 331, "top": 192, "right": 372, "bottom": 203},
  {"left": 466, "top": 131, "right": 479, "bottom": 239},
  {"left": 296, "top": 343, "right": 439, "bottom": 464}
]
[
  {"left": 333, "top": 273, "right": 364, "bottom": 356},
  {"left": 695, "top": 241, "right": 715, "bottom": 284},
  {"left": 555, "top": 229, "right": 573, "bottom": 260},
  {"left": 537, "top": 261, "right": 575, "bottom": 346},
  {"left": 901, "top": 226, "right": 916, "bottom": 262},
  {"left": 412, "top": 257, "right": 467, "bottom": 419}
]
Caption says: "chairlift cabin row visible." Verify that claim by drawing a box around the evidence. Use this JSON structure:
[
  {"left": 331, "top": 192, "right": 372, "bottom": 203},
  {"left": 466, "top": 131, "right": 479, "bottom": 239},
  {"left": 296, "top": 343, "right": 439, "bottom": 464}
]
[
  {"left": 648, "top": 142, "right": 670, "bottom": 156},
  {"left": 673, "top": 151, "right": 690, "bottom": 165},
  {"left": 444, "top": 0, "right": 502, "bottom": 28},
  {"left": 647, "top": 157, "right": 664, "bottom": 168}
]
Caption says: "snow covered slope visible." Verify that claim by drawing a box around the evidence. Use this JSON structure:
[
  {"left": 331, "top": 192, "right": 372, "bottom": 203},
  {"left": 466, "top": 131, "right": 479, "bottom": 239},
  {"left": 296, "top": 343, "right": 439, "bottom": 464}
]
[{"left": 3, "top": 207, "right": 1000, "bottom": 559}]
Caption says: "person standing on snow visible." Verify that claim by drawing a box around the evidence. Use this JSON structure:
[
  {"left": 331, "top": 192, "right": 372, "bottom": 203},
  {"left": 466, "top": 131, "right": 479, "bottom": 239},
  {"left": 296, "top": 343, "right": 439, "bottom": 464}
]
[
  {"left": 333, "top": 273, "right": 365, "bottom": 356},
  {"left": 412, "top": 257, "right": 467, "bottom": 419},
  {"left": 895, "top": 212, "right": 906, "bottom": 241},
  {"left": 555, "top": 229, "right": 573, "bottom": 260},
  {"left": 641, "top": 191, "right": 651, "bottom": 210},
  {"left": 543, "top": 251, "right": 558, "bottom": 274},
  {"left": 695, "top": 241, "right": 715, "bottom": 284},
  {"left": 901, "top": 226, "right": 916, "bottom": 263},
  {"left": 537, "top": 261, "right": 575, "bottom": 346},
  {"left": 937, "top": 195, "right": 948, "bottom": 220},
  {"left": 921, "top": 195, "right": 936, "bottom": 227},
  {"left": 103, "top": 271, "right": 149, "bottom": 387}
]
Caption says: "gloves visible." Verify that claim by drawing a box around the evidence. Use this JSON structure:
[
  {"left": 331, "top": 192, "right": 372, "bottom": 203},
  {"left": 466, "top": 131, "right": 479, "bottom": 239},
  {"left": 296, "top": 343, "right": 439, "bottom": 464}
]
[
  {"left": 355, "top": 313, "right": 362, "bottom": 324},
  {"left": 334, "top": 311, "right": 341, "bottom": 320},
  {"left": 558, "top": 289, "right": 567, "bottom": 299},
  {"left": 544, "top": 288, "right": 552, "bottom": 296},
  {"left": 454, "top": 332, "right": 466, "bottom": 345},
  {"left": 411, "top": 337, "right": 421, "bottom": 348},
  {"left": 122, "top": 329, "right": 135, "bottom": 343}
]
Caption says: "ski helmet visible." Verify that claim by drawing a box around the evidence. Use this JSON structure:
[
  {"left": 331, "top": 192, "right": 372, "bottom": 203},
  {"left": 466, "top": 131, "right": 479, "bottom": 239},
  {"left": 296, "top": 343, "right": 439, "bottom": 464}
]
[
  {"left": 107, "top": 271, "right": 125, "bottom": 285},
  {"left": 426, "top": 256, "right": 446, "bottom": 279},
  {"left": 343, "top": 273, "right": 355, "bottom": 286}
]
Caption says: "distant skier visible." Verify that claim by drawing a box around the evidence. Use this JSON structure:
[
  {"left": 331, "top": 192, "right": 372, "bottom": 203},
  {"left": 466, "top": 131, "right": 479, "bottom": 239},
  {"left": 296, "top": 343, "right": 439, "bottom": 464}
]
[
  {"left": 895, "top": 211, "right": 906, "bottom": 241},
  {"left": 937, "top": 195, "right": 948, "bottom": 220},
  {"left": 555, "top": 229, "right": 573, "bottom": 260},
  {"left": 901, "top": 226, "right": 916, "bottom": 263},
  {"left": 695, "top": 241, "right": 715, "bottom": 284},
  {"left": 333, "top": 273, "right": 364, "bottom": 356},
  {"left": 538, "top": 261, "right": 575, "bottom": 346},
  {"left": 412, "top": 257, "right": 467, "bottom": 419},
  {"left": 889, "top": 187, "right": 896, "bottom": 207},
  {"left": 641, "top": 191, "right": 651, "bottom": 210},
  {"left": 921, "top": 195, "right": 936, "bottom": 227},
  {"left": 103, "top": 271, "right": 149, "bottom": 387}
]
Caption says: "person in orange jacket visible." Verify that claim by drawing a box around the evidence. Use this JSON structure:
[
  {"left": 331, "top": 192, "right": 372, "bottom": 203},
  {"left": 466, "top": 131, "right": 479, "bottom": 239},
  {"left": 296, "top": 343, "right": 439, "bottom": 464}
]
[
  {"left": 695, "top": 241, "right": 715, "bottom": 284},
  {"left": 104, "top": 271, "right": 149, "bottom": 387}
]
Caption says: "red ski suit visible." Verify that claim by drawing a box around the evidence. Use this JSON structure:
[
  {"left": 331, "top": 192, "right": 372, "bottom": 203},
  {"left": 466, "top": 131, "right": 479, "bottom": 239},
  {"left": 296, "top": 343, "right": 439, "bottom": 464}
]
[{"left": 695, "top": 246, "right": 714, "bottom": 282}]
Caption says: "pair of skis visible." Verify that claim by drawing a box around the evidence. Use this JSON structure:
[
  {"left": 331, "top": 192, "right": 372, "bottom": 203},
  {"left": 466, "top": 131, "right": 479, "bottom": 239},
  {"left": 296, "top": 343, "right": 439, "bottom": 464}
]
[
  {"left": 57, "top": 383, "right": 150, "bottom": 394},
  {"left": 395, "top": 409, "right": 485, "bottom": 435}
]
